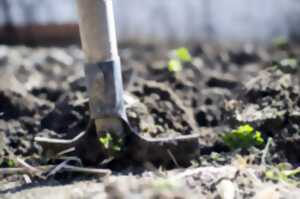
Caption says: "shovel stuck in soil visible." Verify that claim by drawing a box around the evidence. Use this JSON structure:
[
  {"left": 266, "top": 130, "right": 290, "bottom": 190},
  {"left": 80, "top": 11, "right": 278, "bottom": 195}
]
[{"left": 35, "top": 0, "right": 201, "bottom": 166}]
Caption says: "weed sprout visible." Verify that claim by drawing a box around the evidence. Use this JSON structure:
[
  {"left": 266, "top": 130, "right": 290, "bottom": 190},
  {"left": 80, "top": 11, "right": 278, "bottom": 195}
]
[
  {"left": 168, "top": 47, "right": 192, "bottom": 73},
  {"left": 222, "top": 124, "right": 264, "bottom": 150}
]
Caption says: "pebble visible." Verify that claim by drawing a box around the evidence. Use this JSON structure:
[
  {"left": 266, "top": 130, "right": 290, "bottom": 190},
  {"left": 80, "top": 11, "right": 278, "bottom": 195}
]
[{"left": 216, "top": 179, "right": 236, "bottom": 199}]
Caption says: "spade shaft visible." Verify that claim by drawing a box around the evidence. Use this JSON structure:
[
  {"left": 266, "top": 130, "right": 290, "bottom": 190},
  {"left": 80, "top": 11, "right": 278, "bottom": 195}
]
[
  {"left": 77, "top": 0, "right": 118, "bottom": 62},
  {"left": 76, "top": 0, "right": 126, "bottom": 135}
]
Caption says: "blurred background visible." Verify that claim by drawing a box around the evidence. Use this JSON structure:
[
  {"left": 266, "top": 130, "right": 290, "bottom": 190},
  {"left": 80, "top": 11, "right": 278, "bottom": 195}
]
[{"left": 0, "top": 0, "right": 300, "bottom": 45}]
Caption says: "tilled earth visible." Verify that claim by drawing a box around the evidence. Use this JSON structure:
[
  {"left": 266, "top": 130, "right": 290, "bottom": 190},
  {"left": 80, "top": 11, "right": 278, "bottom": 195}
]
[{"left": 0, "top": 43, "right": 300, "bottom": 198}]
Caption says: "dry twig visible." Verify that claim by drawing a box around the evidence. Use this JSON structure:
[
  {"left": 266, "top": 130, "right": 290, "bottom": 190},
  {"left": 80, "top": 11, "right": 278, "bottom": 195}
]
[
  {"left": 167, "top": 149, "right": 180, "bottom": 168},
  {"left": 261, "top": 137, "right": 273, "bottom": 165},
  {"left": 34, "top": 131, "right": 86, "bottom": 145}
]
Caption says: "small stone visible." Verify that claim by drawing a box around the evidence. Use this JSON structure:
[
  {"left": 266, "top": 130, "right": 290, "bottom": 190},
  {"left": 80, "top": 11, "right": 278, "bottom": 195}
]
[{"left": 216, "top": 180, "right": 236, "bottom": 199}]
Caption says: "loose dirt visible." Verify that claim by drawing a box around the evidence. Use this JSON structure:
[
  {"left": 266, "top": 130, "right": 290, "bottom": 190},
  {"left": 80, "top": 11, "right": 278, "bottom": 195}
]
[{"left": 0, "top": 44, "right": 300, "bottom": 198}]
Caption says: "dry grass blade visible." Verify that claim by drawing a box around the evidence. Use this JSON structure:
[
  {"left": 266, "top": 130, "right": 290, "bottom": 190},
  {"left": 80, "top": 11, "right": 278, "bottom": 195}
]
[
  {"left": 62, "top": 165, "right": 111, "bottom": 176},
  {"left": 142, "top": 133, "right": 201, "bottom": 143},
  {"left": 47, "top": 160, "right": 72, "bottom": 177},
  {"left": 0, "top": 166, "right": 54, "bottom": 175},
  {"left": 16, "top": 158, "right": 41, "bottom": 174},
  {"left": 47, "top": 156, "right": 82, "bottom": 177},
  {"left": 167, "top": 149, "right": 180, "bottom": 168},
  {"left": 261, "top": 137, "right": 273, "bottom": 165},
  {"left": 0, "top": 165, "right": 111, "bottom": 177},
  {"left": 34, "top": 131, "right": 86, "bottom": 145},
  {"left": 55, "top": 147, "right": 76, "bottom": 158},
  {"left": 23, "top": 174, "right": 32, "bottom": 184},
  {"left": 12, "top": 157, "right": 46, "bottom": 179}
]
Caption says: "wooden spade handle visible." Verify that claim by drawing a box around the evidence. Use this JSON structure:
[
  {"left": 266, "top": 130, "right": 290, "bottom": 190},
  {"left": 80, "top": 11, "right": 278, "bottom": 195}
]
[{"left": 76, "top": 0, "right": 119, "bottom": 63}]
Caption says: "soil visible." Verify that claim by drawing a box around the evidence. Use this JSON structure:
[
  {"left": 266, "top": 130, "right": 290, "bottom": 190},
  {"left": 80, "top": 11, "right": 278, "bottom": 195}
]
[{"left": 0, "top": 43, "right": 300, "bottom": 198}]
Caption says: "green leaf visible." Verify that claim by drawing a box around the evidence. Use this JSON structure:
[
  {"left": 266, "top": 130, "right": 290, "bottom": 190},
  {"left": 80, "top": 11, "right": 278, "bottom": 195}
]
[
  {"left": 112, "top": 145, "right": 121, "bottom": 152},
  {"left": 265, "top": 170, "right": 276, "bottom": 180},
  {"left": 99, "top": 133, "right": 123, "bottom": 153},
  {"left": 275, "top": 58, "right": 299, "bottom": 73},
  {"left": 283, "top": 168, "right": 300, "bottom": 177},
  {"left": 237, "top": 124, "right": 254, "bottom": 134},
  {"left": 280, "top": 58, "right": 298, "bottom": 68},
  {"left": 175, "top": 47, "right": 192, "bottom": 62},
  {"left": 99, "top": 133, "right": 113, "bottom": 149},
  {"left": 254, "top": 131, "right": 264, "bottom": 145},
  {"left": 272, "top": 36, "right": 288, "bottom": 48},
  {"left": 265, "top": 166, "right": 300, "bottom": 184},
  {"left": 222, "top": 124, "right": 265, "bottom": 150},
  {"left": 168, "top": 59, "right": 182, "bottom": 73},
  {"left": 7, "top": 159, "right": 15, "bottom": 167}
]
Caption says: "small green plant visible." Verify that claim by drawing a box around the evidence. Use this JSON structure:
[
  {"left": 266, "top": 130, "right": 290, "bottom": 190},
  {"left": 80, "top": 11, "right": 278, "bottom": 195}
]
[
  {"left": 222, "top": 124, "right": 264, "bottom": 150},
  {"left": 174, "top": 47, "right": 192, "bottom": 62},
  {"left": 7, "top": 159, "right": 15, "bottom": 167},
  {"left": 275, "top": 58, "right": 299, "bottom": 73},
  {"left": 272, "top": 36, "right": 288, "bottom": 49},
  {"left": 99, "top": 133, "right": 122, "bottom": 152},
  {"left": 265, "top": 163, "right": 300, "bottom": 184},
  {"left": 168, "top": 59, "right": 182, "bottom": 73},
  {"left": 280, "top": 58, "right": 297, "bottom": 67},
  {"left": 0, "top": 158, "right": 16, "bottom": 167},
  {"left": 167, "top": 47, "right": 192, "bottom": 73}
]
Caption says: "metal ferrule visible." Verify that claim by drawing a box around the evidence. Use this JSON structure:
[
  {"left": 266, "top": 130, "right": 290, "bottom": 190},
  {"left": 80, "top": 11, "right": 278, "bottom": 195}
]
[
  {"left": 77, "top": 0, "right": 127, "bottom": 121},
  {"left": 84, "top": 58, "right": 127, "bottom": 121}
]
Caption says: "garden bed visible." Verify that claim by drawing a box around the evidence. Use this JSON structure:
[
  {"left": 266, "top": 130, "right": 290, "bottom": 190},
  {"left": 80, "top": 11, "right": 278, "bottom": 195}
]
[{"left": 0, "top": 43, "right": 300, "bottom": 198}]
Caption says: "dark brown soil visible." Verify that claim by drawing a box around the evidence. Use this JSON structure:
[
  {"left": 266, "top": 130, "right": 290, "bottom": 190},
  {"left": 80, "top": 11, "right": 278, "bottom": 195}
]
[{"left": 1, "top": 44, "right": 300, "bottom": 198}]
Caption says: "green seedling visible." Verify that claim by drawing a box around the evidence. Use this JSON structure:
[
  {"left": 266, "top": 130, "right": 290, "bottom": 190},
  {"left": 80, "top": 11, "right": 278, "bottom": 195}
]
[
  {"left": 276, "top": 58, "right": 299, "bottom": 73},
  {"left": 222, "top": 124, "right": 264, "bottom": 150},
  {"left": 1, "top": 158, "right": 16, "bottom": 167},
  {"left": 280, "top": 58, "right": 297, "bottom": 67},
  {"left": 7, "top": 159, "right": 15, "bottom": 167},
  {"left": 265, "top": 164, "right": 300, "bottom": 184},
  {"left": 99, "top": 133, "right": 113, "bottom": 149},
  {"left": 167, "top": 47, "right": 192, "bottom": 73},
  {"left": 168, "top": 59, "right": 182, "bottom": 73},
  {"left": 174, "top": 47, "right": 192, "bottom": 62},
  {"left": 272, "top": 36, "right": 288, "bottom": 49},
  {"left": 99, "top": 133, "right": 122, "bottom": 152}
]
